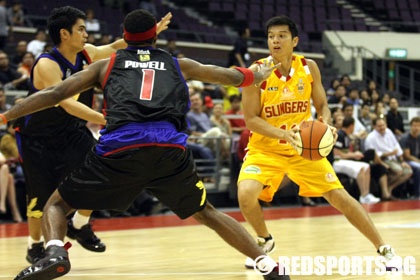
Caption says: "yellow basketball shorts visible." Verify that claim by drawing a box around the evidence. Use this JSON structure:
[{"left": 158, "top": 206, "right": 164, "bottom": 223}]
[{"left": 238, "top": 150, "right": 343, "bottom": 202}]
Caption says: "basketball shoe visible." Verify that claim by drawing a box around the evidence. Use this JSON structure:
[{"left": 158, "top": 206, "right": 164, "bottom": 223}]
[
  {"left": 378, "top": 245, "right": 402, "bottom": 271},
  {"left": 245, "top": 235, "right": 275, "bottom": 269},
  {"left": 26, "top": 242, "right": 45, "bottom": 264},
  {"left": 15, "top": 243, "right": 71, "bottom": 280},
  {"left": 66, "top": 220, "right": 106, "bottom": 252}
]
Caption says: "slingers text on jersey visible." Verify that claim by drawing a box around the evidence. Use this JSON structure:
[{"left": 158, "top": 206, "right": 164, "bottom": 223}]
[{"left": 264, "top": 100, "right": 309, "bottom": 118}]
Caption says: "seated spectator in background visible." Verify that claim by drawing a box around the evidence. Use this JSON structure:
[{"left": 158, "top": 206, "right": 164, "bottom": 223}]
[
  {"left": 225, "top": 94, "right": 246, "bottom": 135},
  {"left": 328, "top": 84, "right": 347, "bottom": 105},
  {"left": 369, "top": 88, "right": 381, "bottom": 111},
  {"left": 0, "top": 50, "right": 28, "bottom": 90},
  {"left": 359, "top": 88, "right": 371, "bottom": 106},
  {"left": 342, "top": 102, "right": 368, "bottom": 140},
  {"left": 27, "top": 28, "right": 47, "bottom": 58},
  {"left": 400, "top": 117, "right": 420, "bottom": 198},
  {"left": 7, "top": 1, "right": 25, "bottom": 27},
  {"left": 386, "top": 97, "right": 405, "bottom": 140},
  {"left": 85, "top": 9, "right": 101, "bottom": 35},
  {"left": 187, "top": 92, "right": 230, "bottom": 156},
  {"left": 16, "top": 51, "right": 35, "bottom": 90},
  {"left": 210, "top": 103, "right": 232, "bottom": 137},
  {"left": 10, "top": 40, "right": 27, "bottom": 67},
  {"left": 340, "top": 74, "right": 352, "bottom": 93},
  {"left": 326, "top": 78, "right": 340, "bottom": 97},
  {"left": 359, "top": 103, "right": 375, "bottom": 132},
  {"left": 333, "top": 116, "right": 380, "bottom": 204},
  {"left": 365, "top": 117, "right": 412, "bottom": 199},
  {"left": 346, "top": 87, "right": 362, "bottom": 106},
  {"left": 382, "top": 92, "right": 391, "bottom": 111},
  {"left": 0, "top": 151, "right": 22, "bottom": 222},
  {"left": 332, "top": 109, "right": 344, "bottom": 130}
]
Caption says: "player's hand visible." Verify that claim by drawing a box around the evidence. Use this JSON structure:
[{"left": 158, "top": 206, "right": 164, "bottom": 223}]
[
  {"left": 319, "top": 116, "right": 337, "bottom": 144},
  {"left": 157, "top": 12, "right": 172, "bottom": 35},
  {"left": 287, "top": 125, "right": 300, "bottom": 150},
  {"left": 254, "top": 56, "right": 281, "bottom": 84}
]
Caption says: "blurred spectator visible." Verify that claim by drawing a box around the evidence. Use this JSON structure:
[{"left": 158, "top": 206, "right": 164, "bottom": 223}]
[
  {"left": 382, "top": 92, "right": 391, "bottom": 111},
  {"left": 332, "top": 116, "right": 380, "bottom": 204},
  {"left": 386, "top": 97, "right": 405, "bottom": 139},
  {"left": 27, "top": 28, "right": 47, "bottom": 58},
  {"left": 332, "top": 109, "right": 344, "bottom": 130},
  {"left": 0, "top": 0, "right": 8, "bottom": 50},
  {"left": 366, "top": 79, "right": 377, "bottom": 92},
  {"left": 85, "top": 9, "right": 101, "bottom": 35},
  {"left": 227, "top": 26, "right": 251, "bottom": 67},
  {"left": 0, "top": 50, "right": 28, "bottom": 90},
  {"left": 358, "top": 103, "right": 374, "bottom": 132},
  {"left": 342, "top": 103, "right": 367, "bottom": 140},
  {"left": 225, "top": 94, "right": 246, "bottom": 135},
  {"left": 9, "top": 40, "right": 27, "bottom": 67},
  {"left": 328, "top": 84, "right": 346, "bottom": 105},
  {"left": 326, "top": 78, "right": 340, "bottom": 97},
  {"left": 7, "top": 0, "right": 24, "bottom": 27},
  {"left": 187, "top": 92, "right": 230, "bottom": 157},
  {"left": 365, "top": 117, "right": 412, "bottom": 199},
  {"left": 359, "top": 88, "right": 371, "bottom": 106},
  {"left": 346, "top": 87, "right": 362, "bottom": 106},
  {"left": 0, "top": 151, "right": 22, "bottom": 222},
  {"left": 0, "top": 87, "right": 11, "bottom": 136},
  {"left": 98, "top": 33, "right": 112, "bottom": 45},
  {"left": 400, "top": 117, "right": 420, "bottom": 198},
  {"left": 17, "top": 51, "right": 34, "bottom": 77},
  {"left": 369, "top": 88, "right": 381, "bottom": 110},
  {"left": 340, "top": 74, "right": 352, "bottom": 94},
  {"left": 139, "top": 0, "right": 158, "bottom": 16},
  {"left": 373, "top": 100, "right": 386, "bottom": 119}
]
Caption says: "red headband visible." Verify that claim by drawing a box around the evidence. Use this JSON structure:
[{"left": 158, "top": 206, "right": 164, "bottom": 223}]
[{"left": 123, "top": 24, "right": 157, "bottom": 42}]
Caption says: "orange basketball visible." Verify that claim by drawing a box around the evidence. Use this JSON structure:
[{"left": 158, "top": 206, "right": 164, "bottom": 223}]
[{"left": 294, "top": 120, "right": 334, "bottom": 161}]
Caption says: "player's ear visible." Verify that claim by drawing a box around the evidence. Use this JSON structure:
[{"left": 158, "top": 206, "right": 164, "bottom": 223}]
[{"left": 293, "top": 37, "right": 299, "bottom": 47}]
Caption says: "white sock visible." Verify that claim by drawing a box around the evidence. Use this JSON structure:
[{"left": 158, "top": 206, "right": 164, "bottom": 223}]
[
  {"left": 28, "top": 236, "right": 43, "bottom": 249},
  {"left": 72, "top": 211, "right": 90, "bottom": 229},
  {"left": 46, "top": 240, "right": 64, "bottom": 248}
]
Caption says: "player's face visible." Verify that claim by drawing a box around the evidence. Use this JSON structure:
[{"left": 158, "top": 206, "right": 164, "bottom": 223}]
[
  {"left": 69, "top": 19, "right": 88, "bottom": 51},
  {"left": 267, "top": 25, "right": 298, "bottom": 59}
]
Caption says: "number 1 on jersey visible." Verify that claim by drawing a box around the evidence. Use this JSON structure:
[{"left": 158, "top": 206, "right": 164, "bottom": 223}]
[{"left": 140, "top": 69, "right": 155, "bottom": 100}]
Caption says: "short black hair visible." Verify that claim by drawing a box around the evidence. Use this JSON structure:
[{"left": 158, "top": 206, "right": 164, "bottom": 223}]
[
  {"left": 342, "top": 116, "right": 355, "bottom": 128},
  {"left": 265, "top": 15, "right": 298, "bottom": 38},
  {"left": 48, "top": 6, "right": 86, "bottom": 45},
  {"left": 124, "top": 9, "right": 156, "bottom": 45}
]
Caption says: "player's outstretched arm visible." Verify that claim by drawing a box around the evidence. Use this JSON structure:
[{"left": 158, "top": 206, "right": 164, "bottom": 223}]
[{"left": 0, "top": 60, "right": 108, "bottom": 125}]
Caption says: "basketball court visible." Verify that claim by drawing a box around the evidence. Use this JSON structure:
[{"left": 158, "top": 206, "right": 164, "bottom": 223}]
[{"left": 1, "top": 200, "right": 419, "bottom": 279}]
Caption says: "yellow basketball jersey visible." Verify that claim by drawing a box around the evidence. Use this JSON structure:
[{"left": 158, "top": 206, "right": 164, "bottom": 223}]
[{"left": 248, "top": 54, "right": 313, "bottom": 155}]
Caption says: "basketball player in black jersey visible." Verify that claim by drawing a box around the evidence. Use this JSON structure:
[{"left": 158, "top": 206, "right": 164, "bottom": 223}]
[
  {"left": 13, "top": 6, "right": 172, "bottom": 265},
  {"left": 9, "top": 9, "right": 288, "bottom": 280}
]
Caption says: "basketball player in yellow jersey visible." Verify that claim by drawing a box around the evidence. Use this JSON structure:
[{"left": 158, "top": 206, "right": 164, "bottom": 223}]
[{"left": 238, "top": 15, "right": 400, "bottom": 270}]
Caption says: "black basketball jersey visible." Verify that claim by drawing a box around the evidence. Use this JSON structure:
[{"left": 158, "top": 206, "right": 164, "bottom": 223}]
[
  {"left": 15, "top": 47, "right": 94, "bottom": 136},
  {"left": 102, "top": 47, "right": 189, "bottom": 132}
]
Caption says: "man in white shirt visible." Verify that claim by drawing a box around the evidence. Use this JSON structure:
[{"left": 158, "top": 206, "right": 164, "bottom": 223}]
[
  {"left": 27, "top": 28, "right": 47, "bottom": 58},
  {"left": 364, "top": 117, "right": 412, "bottom": 199}
]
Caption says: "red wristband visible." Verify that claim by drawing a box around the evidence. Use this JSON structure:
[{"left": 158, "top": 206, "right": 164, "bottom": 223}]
[
  {"left": 0, "top": 114, "right": 7, "bottom": 124},
  {"left": 235, "top": 67, "right": 254, "bottom": 87}
]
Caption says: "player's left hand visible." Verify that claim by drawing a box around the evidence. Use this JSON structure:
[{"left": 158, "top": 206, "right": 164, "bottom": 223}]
[{"left": 157, "top": 12, "right": 172, "bottom": 34}]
